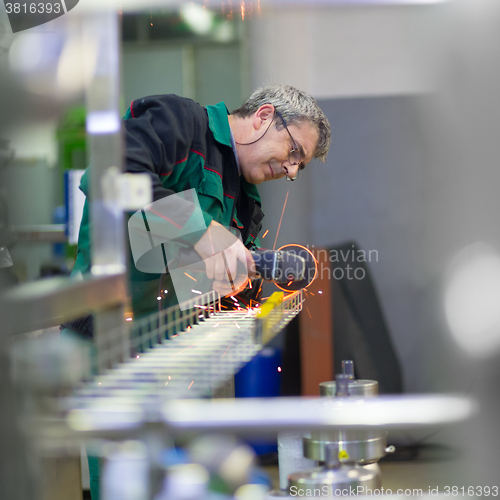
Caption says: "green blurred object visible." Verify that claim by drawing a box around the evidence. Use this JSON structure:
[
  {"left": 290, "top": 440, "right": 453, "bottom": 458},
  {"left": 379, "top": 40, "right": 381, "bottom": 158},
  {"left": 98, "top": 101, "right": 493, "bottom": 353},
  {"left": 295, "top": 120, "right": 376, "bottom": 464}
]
[
  {"left": 57, "top": 106, "right": 87, "bottom": 171},
  {"left": 56, "top": 106, "right": 87, "bottom": 263}
]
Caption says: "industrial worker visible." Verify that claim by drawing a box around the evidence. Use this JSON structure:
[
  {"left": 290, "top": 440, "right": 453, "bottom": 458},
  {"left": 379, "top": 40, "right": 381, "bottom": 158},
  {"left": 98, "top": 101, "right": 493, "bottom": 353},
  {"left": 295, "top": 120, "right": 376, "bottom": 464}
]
[
  {"left": 68, "top": 84, "right": 331, "bottom": 327},
  {"left": 65, "top": 84, "right": 330, "bottom": 499}
]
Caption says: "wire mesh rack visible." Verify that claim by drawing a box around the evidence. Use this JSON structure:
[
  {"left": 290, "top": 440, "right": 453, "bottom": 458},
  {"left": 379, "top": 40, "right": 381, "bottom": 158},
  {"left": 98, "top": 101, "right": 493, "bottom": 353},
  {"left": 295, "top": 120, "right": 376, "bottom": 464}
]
[{"left": 76, "top": 290, "right": 303, "bottom": 403}]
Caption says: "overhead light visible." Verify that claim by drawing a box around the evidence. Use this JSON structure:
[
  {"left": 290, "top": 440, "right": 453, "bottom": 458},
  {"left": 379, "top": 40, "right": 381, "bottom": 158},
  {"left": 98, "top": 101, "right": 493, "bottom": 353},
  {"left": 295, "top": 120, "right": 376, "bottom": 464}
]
[{"left": 181, "top": 3, "right": 214, "bottom": 36}]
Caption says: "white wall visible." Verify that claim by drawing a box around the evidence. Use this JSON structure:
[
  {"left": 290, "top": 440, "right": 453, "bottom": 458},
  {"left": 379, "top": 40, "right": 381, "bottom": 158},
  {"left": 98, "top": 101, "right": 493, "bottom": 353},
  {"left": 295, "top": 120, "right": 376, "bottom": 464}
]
[
  {"left": 249, "top": 4, "right": 439, "bottom": 98},
  {"left": 248, "top": 2, "right": 500, "bottom": 397}
]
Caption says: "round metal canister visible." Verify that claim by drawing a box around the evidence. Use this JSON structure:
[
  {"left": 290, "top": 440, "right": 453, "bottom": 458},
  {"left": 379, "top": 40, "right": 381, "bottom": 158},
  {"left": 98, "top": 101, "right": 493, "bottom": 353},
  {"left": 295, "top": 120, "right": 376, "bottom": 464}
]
[
  {"left": 319, "top": 379, "right": 378, "bottom": 397},
  {"left": 303, "top": 430, "right": 387, "bottom": 463},
  {"left": 288, "top": 463, "right": 382, "bottom": 493}
]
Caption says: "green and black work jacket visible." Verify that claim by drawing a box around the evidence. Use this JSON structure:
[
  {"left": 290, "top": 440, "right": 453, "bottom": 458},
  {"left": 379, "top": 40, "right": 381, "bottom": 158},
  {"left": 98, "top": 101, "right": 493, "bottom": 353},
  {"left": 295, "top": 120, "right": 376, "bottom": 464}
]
[{"left": 73, "top": 95, "right": 264, "bottom": 318}]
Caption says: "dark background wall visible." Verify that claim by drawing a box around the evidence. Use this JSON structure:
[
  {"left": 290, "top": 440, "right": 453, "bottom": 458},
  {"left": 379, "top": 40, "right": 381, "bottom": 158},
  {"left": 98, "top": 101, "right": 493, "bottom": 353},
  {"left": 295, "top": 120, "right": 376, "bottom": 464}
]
[{"left": 260, "top": 94, "right": 428, "bottom": 392}]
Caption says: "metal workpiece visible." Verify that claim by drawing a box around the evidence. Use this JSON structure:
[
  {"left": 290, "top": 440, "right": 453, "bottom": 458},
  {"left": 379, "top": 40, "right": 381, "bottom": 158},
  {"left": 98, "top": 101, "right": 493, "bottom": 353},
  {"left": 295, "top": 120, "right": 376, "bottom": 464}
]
[
  {"left": 319, "top": 379, "right": 379, "bottom": 397},
  {"left": 303, "top": 430, "right": 387, "bottom": 463},
  {"left": 62, "top": 291, "right": 303, "bottom": 431},
  {"left": 254, "top": 290, "right": 303, "bottom": 345},
  {"left": 0, "top": 273, "right": 127, "bottom": 336}
]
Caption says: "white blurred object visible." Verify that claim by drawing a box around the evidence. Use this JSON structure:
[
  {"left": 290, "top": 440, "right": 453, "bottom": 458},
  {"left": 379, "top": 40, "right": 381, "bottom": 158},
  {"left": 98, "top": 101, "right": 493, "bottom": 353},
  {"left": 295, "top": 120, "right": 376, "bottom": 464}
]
[
  {"left": 87, "top": 111, "right": 121, "bottom": 135},
  {"left": 445, "top": 243, "right": 500, "bottom": 357},
  {"left": 102, "top": 441, "right": 149, "bottom": 500},
  {"left": 10, "top": 334, "right": 92, "bottom": 390},
  {"left": 8, "top": 32, "right": 48, "bottom": 74},
  {"left": 67, "top": 170, "right": 86, "bottom": 245},
  {"left": 0, "top": 246, "right": 13, "bottom": 269},
  {"left": 158, "top": 464, "right": 209, "bottom": 500},
  {"left": 189, "top": 435, "right": 256, "bottom": 493},
  {"left": 7, "top": 18, "right": 96, "bottom": 98},
  {"left": 181, "top": 3, "right": 214, "bottom": 35},
  {"left": 234, "top": 484, "right": 269, "bottom": 500},
  {"left": 57, "top": 35, "right": 97, "bottom": 96},
  {"left": 100, "top": 167, "right": 152, "bottom": 210}
]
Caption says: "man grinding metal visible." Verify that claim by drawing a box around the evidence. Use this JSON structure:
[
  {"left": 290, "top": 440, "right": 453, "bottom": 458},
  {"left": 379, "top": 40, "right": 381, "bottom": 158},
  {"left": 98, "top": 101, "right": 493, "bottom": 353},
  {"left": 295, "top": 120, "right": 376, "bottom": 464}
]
[
  {"left": 63, "top": 84, "right": 330, "bottom": 499},
  {"left": 67, "top": 83, "right": 331, "bottom": 325}
]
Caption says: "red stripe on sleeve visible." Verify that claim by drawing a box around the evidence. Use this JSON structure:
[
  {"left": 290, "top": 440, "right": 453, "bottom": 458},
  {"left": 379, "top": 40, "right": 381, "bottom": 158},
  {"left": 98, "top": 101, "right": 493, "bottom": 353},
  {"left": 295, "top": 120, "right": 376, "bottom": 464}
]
[
  {"left": 130, "top": 101, "right": 136, "bottom": 118},
  {"left": 175, "top": 156, "right": 188, "bottom": 165},
  {"left": 190, "top": 148, "right": 205, "bottom": 159},
  {"left": 146, "top": 207, "right": 183, "bottom": 229},
  {"left": 232, "top": 218, "right": 244, "bottom": 229},
  {"left": 203, "top": 166, "right": 223, "bottom": 180}
]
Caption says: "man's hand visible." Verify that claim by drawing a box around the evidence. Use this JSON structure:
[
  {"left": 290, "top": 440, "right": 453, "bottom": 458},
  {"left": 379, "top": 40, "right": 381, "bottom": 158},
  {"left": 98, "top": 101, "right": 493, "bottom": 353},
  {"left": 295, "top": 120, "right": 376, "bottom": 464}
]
[{"left": 193, "top": 221, "right": 256, "bottom": 296}]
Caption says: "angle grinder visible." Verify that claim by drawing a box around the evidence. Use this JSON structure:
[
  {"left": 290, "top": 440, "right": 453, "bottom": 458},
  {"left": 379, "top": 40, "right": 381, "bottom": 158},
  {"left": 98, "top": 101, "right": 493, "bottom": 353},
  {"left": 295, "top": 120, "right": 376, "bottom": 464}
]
[
  {"left": 251, "top": 244, "right": 317, "bottom": 290},
  {"left": 178, "top": 244, "right": 317, "bottom": 289}
]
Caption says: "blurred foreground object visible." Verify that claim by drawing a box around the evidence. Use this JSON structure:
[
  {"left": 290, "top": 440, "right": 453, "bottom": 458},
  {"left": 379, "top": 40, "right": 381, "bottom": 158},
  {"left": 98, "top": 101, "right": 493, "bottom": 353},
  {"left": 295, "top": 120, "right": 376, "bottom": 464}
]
[{"left": 444, "top": 243, "right": 500, "bottom": 358}]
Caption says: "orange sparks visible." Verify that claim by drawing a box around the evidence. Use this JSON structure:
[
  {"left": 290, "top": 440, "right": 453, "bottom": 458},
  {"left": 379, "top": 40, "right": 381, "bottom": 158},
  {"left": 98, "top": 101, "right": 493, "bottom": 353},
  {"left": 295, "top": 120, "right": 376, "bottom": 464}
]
[
  {"left": 277, "top": 366, "right": 282, "bottom": 372},
  {"left": 231, "top": 296, "right": 239, "bottom": 303},
  {"left": 185, "top": 272, "right": 197, "bottom": 281},
  {"left": 235, "top": 322, "right": 240, "bottom": 329},
  {"left": 273, "top": 190, "right": 289, "bottom": 250},
  {"left": 241, "top": 1, "right": 245, "bottom": 20},
  {"left": 248, "top": 279, "right": 252, "bottom": 289},
  {"left": 287, "top": 280, "right": 293, "bottom": 286},
  {"left": 306, "top": 306, "right": 312, "bottom": 319},
  {"left": 191, "top": 289, "right": 202, "bottom": 294},
  {"left": 222, "top": 344, "right": 231, "bottom": 357},
  {"left": 309, "top": 292, "right": 315, "bottom": 296},
  {"left": 318, "top": 290, "right": 323, "bottom": 294},
  {"left": 188, "top": 381, "right": 194, "bottom": 390},
  {"left": 262, "top": 229, "right": 269, "bottom": 238}
]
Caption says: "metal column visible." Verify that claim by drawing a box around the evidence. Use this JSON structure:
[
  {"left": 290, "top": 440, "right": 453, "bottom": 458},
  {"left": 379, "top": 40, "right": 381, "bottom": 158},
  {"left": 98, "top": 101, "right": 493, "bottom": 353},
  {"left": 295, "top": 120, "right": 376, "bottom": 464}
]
[{"left": 83, "top": 11, "right": 129, "bottom": 372}]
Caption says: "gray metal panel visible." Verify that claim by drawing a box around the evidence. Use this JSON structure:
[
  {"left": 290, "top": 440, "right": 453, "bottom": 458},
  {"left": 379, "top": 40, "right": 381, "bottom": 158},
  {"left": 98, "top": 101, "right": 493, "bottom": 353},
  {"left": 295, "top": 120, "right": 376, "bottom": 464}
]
[{"left": 0, "top": 273, "right": 128, "bottom": 335}]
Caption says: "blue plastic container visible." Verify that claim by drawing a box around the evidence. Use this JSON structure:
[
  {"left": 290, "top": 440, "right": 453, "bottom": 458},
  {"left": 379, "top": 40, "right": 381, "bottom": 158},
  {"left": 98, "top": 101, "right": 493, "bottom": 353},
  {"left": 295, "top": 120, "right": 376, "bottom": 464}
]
[{"left": 234, "top": 346, "right": 282, "bottom": 455}]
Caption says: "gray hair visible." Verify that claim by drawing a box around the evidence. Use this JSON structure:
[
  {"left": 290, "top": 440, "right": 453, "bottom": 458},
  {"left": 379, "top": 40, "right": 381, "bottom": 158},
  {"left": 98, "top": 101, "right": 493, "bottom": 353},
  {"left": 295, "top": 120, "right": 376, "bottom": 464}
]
[{"left": 232, "top": 84, "right": 331, "bottom": 163}]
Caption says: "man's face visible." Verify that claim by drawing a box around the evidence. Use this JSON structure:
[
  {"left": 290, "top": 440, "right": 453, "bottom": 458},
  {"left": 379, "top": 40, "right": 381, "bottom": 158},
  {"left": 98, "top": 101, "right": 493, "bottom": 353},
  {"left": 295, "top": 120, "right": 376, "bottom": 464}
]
[{"left": 238, "top": 115, "right": 319, "bottom": 185}]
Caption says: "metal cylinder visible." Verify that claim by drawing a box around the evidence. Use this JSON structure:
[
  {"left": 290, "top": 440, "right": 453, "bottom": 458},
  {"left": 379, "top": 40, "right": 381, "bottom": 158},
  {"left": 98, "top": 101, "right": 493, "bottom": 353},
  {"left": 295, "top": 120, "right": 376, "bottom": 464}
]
[
  {"left": 288, "top": 463, "right": 382, "bottom": 493},
  {"left": 303, "top": 430, "right": 387, "bottom": 463},
  {"left": 319, "top": 379, "right": 378, "bottom": 397}
]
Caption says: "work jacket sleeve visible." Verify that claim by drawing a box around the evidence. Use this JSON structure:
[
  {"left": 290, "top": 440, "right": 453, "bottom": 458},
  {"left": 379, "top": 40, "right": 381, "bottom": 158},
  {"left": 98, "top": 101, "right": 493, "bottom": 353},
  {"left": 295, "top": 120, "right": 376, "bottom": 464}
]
[{"left": 124, "top": 96, "right": 210, "bottom": 249}]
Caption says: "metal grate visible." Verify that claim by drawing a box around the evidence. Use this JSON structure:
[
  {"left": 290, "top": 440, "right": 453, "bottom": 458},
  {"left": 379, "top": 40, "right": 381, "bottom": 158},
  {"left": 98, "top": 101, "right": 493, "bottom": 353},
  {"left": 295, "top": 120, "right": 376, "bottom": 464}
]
[{"left": 77, "top": 290, "right": 303, "bottom": 402}]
